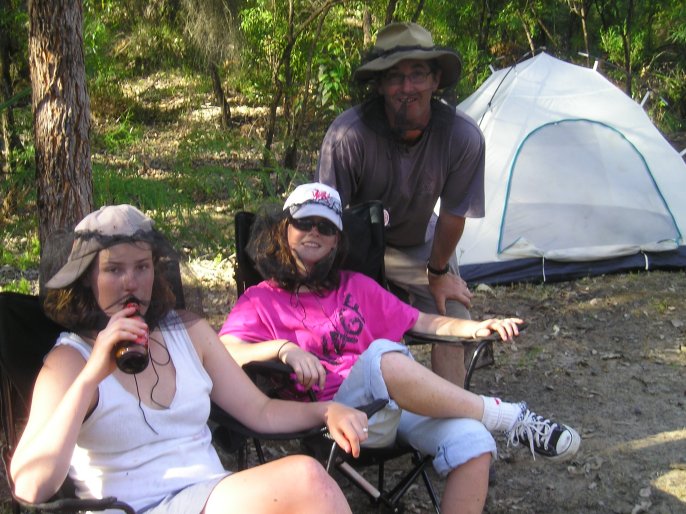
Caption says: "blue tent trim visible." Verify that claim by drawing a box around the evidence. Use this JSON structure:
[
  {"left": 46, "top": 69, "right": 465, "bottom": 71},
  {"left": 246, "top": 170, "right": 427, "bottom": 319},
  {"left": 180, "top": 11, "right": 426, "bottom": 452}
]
[
  {"left": 497, "top": 118, "right": 682, "bottom": 255},
  {"left": 460, "top": 247, "right": 686, "bottom": 286}
]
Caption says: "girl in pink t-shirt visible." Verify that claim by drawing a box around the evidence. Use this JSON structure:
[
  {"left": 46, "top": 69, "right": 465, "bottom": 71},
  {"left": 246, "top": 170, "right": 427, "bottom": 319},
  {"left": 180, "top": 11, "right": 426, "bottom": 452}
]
[{"left": 220, "top": 183, "right": 580, "bottom": 514}]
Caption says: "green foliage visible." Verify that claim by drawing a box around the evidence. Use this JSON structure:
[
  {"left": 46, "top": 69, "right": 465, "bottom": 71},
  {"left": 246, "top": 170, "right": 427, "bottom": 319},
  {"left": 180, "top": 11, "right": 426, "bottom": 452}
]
[
  {"left": 0, "top": 160, "right": 36, "bottom": 230},
  {"left": 6, "top": 139, "right": 35, "bottom": 174},
  {"left": 93, "top": 164, "right": 185, "bottom": 213},
  {"left": 0, "top": 278, "right": 34, "bottom": 295},
  {"left": 93, "top": 111, "right": 145, "bottom": 152},
  {"left": 239, "top": 6, "right": 281, "bottom": 90},
  {"left": 176, "top": 126, "right": 309, "bottom": 208},
  {"left": 3, "top": 0, "right": 686, "bottom": 287},
  {"left": 177, "top": 128, "right": 240, "bottom": 163},
  {"left": 651, "top": 298, "right": 671, "bottom": 315},
  {"left": 120, "top": 22, "right": 188, "bottom": 74},
  {"left": 0, "top": 0, "right": 28, "bottom": 61},
  {"left": 0, "top": 235, "right": 39, "bottom": 271},
  {"left": 669, "top": 17, "right": 686, "bottom": 45},
  {"left": 0, "top": 225, "right": 39, "bottom": 295},
  {"left": 83, "top": 3, "right": 117, "bottom": 77}
]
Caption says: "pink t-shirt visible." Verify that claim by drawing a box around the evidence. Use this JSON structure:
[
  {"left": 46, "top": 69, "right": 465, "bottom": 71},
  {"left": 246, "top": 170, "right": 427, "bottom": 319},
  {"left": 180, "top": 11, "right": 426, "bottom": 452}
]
[{"left": 219, "top": 271, "right": 419, "bottom": 400}]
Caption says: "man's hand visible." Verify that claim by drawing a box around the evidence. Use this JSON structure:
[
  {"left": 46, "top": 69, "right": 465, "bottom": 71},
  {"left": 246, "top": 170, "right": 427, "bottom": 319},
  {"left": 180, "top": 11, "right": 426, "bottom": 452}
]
[{"left": 428, "top": 272, "right": 473, "bottom": 315}]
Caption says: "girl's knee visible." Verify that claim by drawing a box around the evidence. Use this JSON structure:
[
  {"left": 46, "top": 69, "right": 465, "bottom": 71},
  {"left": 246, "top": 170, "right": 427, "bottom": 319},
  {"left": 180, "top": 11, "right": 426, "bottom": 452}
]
[
  {"left": 379, "top": 350, "right": 411, "bottom": 374},
  {"left": 286, "top": 455, "right": 336, "bottom": 489},
  {"left": 285, "top": 455, "right": 349, "bottom": 511}
]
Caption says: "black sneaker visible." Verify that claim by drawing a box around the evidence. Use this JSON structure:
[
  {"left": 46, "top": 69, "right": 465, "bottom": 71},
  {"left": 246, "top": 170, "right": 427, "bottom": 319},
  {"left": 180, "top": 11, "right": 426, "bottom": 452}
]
[{"left": 506, "top": 402, "right": 580, "bottom": 461}]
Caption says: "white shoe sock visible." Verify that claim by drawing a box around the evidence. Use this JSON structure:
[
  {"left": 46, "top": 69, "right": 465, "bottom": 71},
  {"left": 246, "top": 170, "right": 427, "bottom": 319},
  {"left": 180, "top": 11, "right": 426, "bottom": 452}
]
[{"left": 480, "top": 396, "right": 524, "bottom": 433}]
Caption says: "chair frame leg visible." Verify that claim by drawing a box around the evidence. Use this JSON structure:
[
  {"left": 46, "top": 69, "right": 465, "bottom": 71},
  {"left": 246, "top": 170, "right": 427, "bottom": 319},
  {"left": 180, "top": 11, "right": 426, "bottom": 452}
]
[
  {"left": 326, "top": 444, "right": 442, "bottom": 513},
  {"left": 463, "top": 339, "right": 494, "bottom": 390}
]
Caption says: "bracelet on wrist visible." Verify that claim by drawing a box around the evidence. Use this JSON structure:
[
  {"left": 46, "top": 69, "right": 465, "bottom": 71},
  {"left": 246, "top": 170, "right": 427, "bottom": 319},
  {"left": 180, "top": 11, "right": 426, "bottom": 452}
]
[
  {"left": 427, "top": 260, "right": 450, "bottom": 276},
  {"left": 276, "top": 341, "right": 291, "bottom": 361}
]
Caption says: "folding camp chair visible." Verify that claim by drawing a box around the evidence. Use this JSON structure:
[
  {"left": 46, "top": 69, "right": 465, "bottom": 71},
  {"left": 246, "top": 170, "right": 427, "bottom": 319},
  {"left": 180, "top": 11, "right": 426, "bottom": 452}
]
[
  {"left": 0, "top": 291, "right": 136, "bottom": 514},
  {"left": 221, "top": 201, "right": 499, "bottom": 512},
  {"left": 233, "top": 201, "right": 495, "bottom": 391}
]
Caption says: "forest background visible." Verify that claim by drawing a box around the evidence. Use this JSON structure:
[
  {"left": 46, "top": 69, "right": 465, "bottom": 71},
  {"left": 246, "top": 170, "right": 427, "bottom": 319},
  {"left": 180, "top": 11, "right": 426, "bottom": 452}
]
[
  {"left": 1, "top": 0, "right": 686, "bottom": 283},
  {"left": 1, "top": 2, "right": 686, "bottom": 513}
]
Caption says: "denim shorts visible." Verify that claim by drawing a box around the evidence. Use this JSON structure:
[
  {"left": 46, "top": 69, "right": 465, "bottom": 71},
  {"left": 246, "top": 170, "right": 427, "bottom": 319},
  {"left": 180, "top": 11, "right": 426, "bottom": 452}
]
[
  {"left": 141, "top": 473, "right": 230, "bottom": 514},
  {"left": 333, "top": 339, "right": 496, "bottom": 476}
]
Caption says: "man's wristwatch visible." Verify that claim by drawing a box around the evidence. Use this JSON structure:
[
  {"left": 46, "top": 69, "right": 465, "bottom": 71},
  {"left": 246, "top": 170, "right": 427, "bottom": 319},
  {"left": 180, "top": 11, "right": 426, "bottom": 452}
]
[{"left": 427, "top": 260, "right": 450, "bottom": 276}]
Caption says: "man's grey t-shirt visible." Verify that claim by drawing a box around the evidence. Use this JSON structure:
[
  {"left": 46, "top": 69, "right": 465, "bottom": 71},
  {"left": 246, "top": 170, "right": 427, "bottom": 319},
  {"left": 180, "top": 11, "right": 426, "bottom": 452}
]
[{"left": 316, "top": 98, "right": 485, "bottom": 248}]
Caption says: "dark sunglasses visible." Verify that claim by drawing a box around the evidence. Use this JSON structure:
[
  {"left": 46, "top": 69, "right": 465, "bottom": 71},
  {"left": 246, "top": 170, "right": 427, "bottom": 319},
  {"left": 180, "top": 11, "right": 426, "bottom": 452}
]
[{"left": 289, "top": 217, "right": 339, "bottom": 236}]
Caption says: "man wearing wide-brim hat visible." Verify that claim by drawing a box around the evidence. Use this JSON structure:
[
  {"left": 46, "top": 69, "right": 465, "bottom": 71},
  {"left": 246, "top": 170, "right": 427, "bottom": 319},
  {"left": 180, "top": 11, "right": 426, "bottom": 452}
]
[{"left": 316, "top": 22, "right": 486, "bottom": 388}]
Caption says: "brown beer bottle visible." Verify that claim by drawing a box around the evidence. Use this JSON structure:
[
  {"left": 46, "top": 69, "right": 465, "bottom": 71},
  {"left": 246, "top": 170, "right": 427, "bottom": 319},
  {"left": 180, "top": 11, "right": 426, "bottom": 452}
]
[{"left": 113, "top": 298, "right": 149, "bottom": 374}]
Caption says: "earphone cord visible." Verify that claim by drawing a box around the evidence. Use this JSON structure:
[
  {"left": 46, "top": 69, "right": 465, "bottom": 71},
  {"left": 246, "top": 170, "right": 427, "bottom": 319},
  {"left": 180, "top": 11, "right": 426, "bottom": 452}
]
[
  {"left": 134, "top": 333, "right": 173, "bottom": 434},
  {"left": 134, "top": 374, "right": 159, "bottom": 435}
]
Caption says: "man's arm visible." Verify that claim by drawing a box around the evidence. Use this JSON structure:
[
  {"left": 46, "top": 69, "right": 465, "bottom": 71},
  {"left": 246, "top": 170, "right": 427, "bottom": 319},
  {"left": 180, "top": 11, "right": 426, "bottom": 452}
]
[{"left": 427, "top": 209, "right": 473, "bottom": 314}]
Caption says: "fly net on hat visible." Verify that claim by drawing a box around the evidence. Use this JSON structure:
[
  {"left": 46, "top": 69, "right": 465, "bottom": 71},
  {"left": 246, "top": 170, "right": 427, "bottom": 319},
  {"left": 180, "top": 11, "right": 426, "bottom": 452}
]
[
  {"left": 354, "top": 22, "right": 462, "bottom": 89},
  {"left": 39, "top": 204, "right": 206, "bottom": 329},
  {"left": 43, "top": 205, "right": 163, "bottom": 290}
]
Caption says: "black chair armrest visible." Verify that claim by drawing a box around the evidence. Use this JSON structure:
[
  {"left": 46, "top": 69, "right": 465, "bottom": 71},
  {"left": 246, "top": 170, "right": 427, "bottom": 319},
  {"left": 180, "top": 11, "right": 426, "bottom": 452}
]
[
  {"left": 243, "top": 359, "right": 293, "bottom": 378},
  {"left": 15, "top": 495, "right": 135, "bottom": 514},
  {"left": 405, "top": 321, "right": 529, "bottom": 346},
  {"left": 242, "top": 360, "right": 388, "bottom": 416},
  {"left": 404, "top": 331, "right": 465, "bottom": 346},
  {"left": 209, "top": 360, "right": 389, "bottom": 443}
]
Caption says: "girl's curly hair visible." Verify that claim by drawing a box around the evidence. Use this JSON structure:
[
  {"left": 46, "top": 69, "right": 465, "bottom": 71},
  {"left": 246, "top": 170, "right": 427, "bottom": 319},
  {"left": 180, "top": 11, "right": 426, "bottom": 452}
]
[{"left": 247, "top": 208, "right": 348, "bottom": 294}]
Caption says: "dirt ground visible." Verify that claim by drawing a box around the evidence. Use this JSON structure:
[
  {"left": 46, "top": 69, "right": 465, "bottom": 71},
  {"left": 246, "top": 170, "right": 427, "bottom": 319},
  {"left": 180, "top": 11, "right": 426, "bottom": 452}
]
[
  {"left": 2, "top": 262, "right": 685, "bottom": 514},
  {"left": 201, "top": 267, "right": 686, "bottom": 514}
]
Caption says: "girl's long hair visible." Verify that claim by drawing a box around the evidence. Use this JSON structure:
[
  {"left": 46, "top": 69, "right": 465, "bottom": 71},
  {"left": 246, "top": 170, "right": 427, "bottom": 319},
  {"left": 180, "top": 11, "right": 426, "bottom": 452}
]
[
  {"left": 248, "top": 209, "right": 348, "bottom": 294},
  {"left": 42, "top": 235, "right": 178, "bottom": 332}
]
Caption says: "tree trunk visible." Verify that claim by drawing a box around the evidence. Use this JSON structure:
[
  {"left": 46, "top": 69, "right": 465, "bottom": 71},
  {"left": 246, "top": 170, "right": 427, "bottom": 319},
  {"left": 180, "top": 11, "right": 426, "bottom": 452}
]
[
  {"left": 384, "top": 0, "right": 398, "bottom": 25},
  {"left": 580, "top": 1, "right": 591, "bottom": 65},
  {"left": 621, "top": 0, "right": 634, "bottom": 96},
  {"left": 1, "top": 0, "right": 17, "bottom": 173},
  {"left": 263, "top": 84, "right": 282, "bottom": 167},
  {"left": 411, "top": 0, "right": 425, "bottom": 22},
  {"left": 519, "top": 13, "right": 535, "bottom": 55},
  {"left": 209, "top": 62, "right": 231, "bottom": 128},
  {"left": 477, "top": 1, "right": 492, "bottom": 52},
  {"left": 363, "top": 8, "right": 372, "bottom": 47},
  {"left": 29, "top": 0, "right": 93, "bottom": 248}
]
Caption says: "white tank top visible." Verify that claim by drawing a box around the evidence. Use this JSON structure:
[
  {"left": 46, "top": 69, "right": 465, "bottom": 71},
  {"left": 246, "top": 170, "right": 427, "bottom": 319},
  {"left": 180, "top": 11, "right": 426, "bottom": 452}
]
[{"left": 56, "top": 311, "right": 226, "bottom": 512}]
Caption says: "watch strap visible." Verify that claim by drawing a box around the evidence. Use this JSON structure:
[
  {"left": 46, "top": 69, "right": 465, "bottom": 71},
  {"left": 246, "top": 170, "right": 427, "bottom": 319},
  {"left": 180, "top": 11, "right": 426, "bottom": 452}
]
[{"left": 427, "top": 261, "right": 450, "bottom": 276}]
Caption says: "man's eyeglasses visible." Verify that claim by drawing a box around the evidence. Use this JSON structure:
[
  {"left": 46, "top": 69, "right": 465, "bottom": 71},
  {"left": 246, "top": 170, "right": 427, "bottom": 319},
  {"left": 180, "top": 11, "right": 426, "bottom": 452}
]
[
  {"left": 289, "top": 217, "right": 339, "bottom": 236},
  {"left": 383, "top": 70, "right": 433, "bottom": 86}
]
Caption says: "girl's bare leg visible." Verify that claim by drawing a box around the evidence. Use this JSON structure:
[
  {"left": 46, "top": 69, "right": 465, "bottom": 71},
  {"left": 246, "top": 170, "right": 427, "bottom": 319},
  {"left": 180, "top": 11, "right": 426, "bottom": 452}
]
[
  {"left": 203, "top": 455, "right": 351, "bottom": 514},
  {"left": 380, "top": 351, "right": 485, "bottom": 419},
  {"left": 441, "top": 453, "right": 490, "bottom": 514}
]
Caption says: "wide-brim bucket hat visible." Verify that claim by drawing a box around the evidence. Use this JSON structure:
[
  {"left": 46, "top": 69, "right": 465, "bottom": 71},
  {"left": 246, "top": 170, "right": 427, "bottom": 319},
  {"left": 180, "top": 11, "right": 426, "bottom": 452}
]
[{"left": 354, "top": 22, "right": 462, "bottom": 89}]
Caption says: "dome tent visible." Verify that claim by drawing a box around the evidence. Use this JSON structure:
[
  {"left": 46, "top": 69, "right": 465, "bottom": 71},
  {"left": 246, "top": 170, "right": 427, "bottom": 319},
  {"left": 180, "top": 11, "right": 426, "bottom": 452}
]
[{"left": 454, "top": 52, "right": 686, "bottom": 285}]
